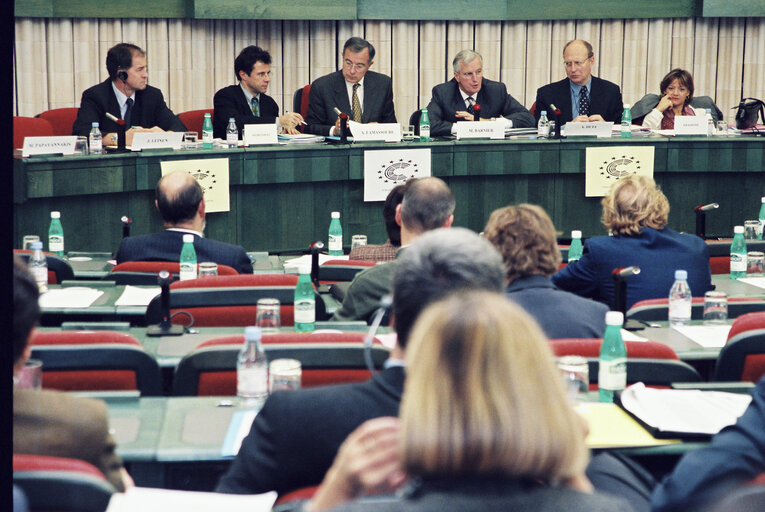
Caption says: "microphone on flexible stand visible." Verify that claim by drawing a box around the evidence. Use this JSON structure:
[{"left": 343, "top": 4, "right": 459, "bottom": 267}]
[
  {"left": 105, "top": 112, "right": 129, "bottom": 152},
  {"left": 550, "top": 103, "right": 562, "bottom": 139},
  {"left": 146, "top": 270, "right": 185, "bottom": 336},
  {"left": 694, "top": 203, "right": 719, "bottom": 239},
  {"left": 309, "top": 241, "right": 324, "bottom": 290},
  {"left": 611, "top": 265, "right": 641, "bottom": 316},
  {"left": 363, "top": 295, "right": 399, "bottom": 397},
  {"left": 121, "top": 216, "right": 132, "bottom": 238}
]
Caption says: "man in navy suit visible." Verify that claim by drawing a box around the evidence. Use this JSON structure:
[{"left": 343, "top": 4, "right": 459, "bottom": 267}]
[
  {"left": 115, "top": 170, "right": 252, "bottom": 274},
  {"left": 534, "top": 40, "right": 623, "bottom": 125},
  {"left": 72, "top": 43, "right": 186, "bottom": 144},
  {"left": 305, "top": 37, "right": 396, "bottom": 136},
  {"left": 212, "top": 45, "right": 304, "bottom": 139},
  {"left": 427, "top": 50, "right": 535, "bottom": 137}
]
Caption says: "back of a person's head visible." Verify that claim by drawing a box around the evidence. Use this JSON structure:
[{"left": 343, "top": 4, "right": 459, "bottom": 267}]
[
  {"left": 155, "top": 171, "right": 204, "bottom": 225},
  {"left": 401, "top": 290, "right": 589, "bottom": 482},
  {"left": 382, "top": 182, "right": 410, "bottom": 246},
  {"left": 391, "top": 227, "right": 504, "bottom": 348},
  {"left": 399, "top": 177, "right": 455, "bottom": 234},
  {"left": 484, "top": 204, "right": 562, "bottom": 281},
  {"left": 14, "top": 256, "right": 40, "bottom": 365},
  {"left": 601, "top": 175, "right": 669, "bottom": 236}
]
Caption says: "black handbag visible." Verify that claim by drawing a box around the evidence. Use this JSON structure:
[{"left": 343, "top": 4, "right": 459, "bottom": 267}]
[{"left": 733, "top": 98, "right": 765, "bottom": 130}]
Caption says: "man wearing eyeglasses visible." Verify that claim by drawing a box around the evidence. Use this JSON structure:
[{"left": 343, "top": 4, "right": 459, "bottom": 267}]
[
  {"left": 305, "top": 37, "right": 396, "bottom": 136},
  {"left": 534, "top": 39, "right": 623, "bottom": 124},
  {"left": 426, "top": 50, "right": 535, "bottom": 137}
]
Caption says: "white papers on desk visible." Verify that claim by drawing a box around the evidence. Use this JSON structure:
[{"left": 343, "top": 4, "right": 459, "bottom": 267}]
[
  {"left": 38, "top": 287, "right": 104, "bottom": 308},
  {"left": 106, "top": 487, "right": 276, "bottom": 512},
  {"left": 620, "top": 382, "right": 751, "bottom": 435},
  {"left": 278, "top": 133, "right": 324, "bottom": 144},
  {"left": 221, "top": 410, "right": 258, "bottom": 457},
  {"left": 115, "top": 285, "right": 160, "bottom": 306},
  {"left": 621, "top": 329, "right": 648, "bottom": 342},
  {"left": 672, "top": 324, "right": 731, "bottom": 348},
  {"left": 283, "top": 254, "right": 349, "bottom": 269},
  {"left": 737, "top": 276, "right": 765, "bottom": 290}
]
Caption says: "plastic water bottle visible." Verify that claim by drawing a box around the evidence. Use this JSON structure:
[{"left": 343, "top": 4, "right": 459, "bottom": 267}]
[
  {"left": 668, "top": 269, "right": 692, "bottom": 326},
  {"left": 419, "top": 108, "right": 430, "bottom": 142},
  {"left": 48, "top": 211, "right": 64, "bottom": 257},
  {"left": 238, "top": 326, "right": 269, "bottom": 408},
  {"left": 226, "top": 117, "right": 238, "bottom": 148},
  {"left": 758, "top": 196, "right": 765, "bottom": 240},
  {"left": 179, "top": 234, "right": 198, "bottom": 280},
  {"left": 28, "top": 241, "right": 48, "bottom": 293},
  {"left": 537, "top": 110, "right": 550, "bottom": 138},
  {"left": 568, "top": 230, "right": 583, "bottom": 262},
  {"left": 328, "top": 211, "right": 343, "bottom": 256},
  {"left": 294, "top": 264, "right": 316, "bottom": 332},
  {"left": 730, "top": 226, "right": 747, "bottom": 279},
  {"left": 621, "top": 104, "right": 632, "bottom": 138},
  {"left": 706, "top": 109, "right": 715, "bottom": 136},
  {"left": 202, "top": 112, "right": 213, "bottom": 149},
  {"left": 599, "top": 311, "right": 627, "bottom": 403},
  {"left": 89, "top": 122, "right": 102, "bottom": 154}
]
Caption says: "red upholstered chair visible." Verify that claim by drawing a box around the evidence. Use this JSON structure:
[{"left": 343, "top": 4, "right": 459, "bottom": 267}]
[
  {"left": 178, "top": 108, "right": 213, "bottom": 136},
  {"left": 172, "top": 332, "right": 390, "bottom": 396},
  {"left": 529, "top": 101, "right": 537, "bottom": 116},
  {"left": 627, "top": 297, "right": 765, "bottom": 322},
  {"left": 14, "top": 249, "right": 75, "bottom": 284},
  {"left": 37, "top": 107, "right": 80, "bottom": 136},
  {"left": 14, "top": 116, "right": 54, "bottom": 149},
  {"left": 30, "top": 330, "right": 163, "bottom": 396},
  {"left": 319, "top": 259, "right": 376, "bottom": 284},
  {"left": 292, "top": 84, "right": 312, "bottom": 132},
  {"left": 13, "top": 454, "right": 115, "bottom": 511},
  {"left": 709, "top": 256, "right": 730, "bottom": 275},
  {"left": 273, "top": 486, "right": 320, "bottom": 509},
  {"left": 109, "top": 261, "right": 238, "bottom": 285},
  {"left": 714, "top": 312, "right": 765, "bottom": 383}
]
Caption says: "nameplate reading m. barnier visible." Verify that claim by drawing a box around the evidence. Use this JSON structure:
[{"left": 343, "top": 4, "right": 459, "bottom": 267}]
[
  {"left": 454, "top": 121, "right": 504, "bottom": 140},
  {"left": 22, "top": 136, "right": 77, "bottom": 156},
  {"left": 131, "top": 132, "right": 184, "bottom": 151},
  {"left": 244, "top": 123, "right": 278, "bottom": 145},
  {"left": 349, "top": 121, "right": 401, "bottom": 142}
]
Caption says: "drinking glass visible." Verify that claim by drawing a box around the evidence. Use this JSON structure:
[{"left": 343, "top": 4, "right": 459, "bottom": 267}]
[
  {"left": 17, "top": 359, "right": 42, "bottom": 390},
  {"left": 75, "top": 136, "right": 88, "bottom": 155},
  {"left": 703, "top": 291, "right": 728, "bottom": 324},
  {"left": 351, "top": 234, "right": 367, "bottom": 250},
  {"left": 183, "top": 132, "right": 198, "bottom": 149},
  {"left": 402, "top": 125, "right": 415, "bottom": 140},
  {"left": 557, "top": 356, "right": 589, "bottom": 400},
  {"left": 269, "top": 358, "right": 302, "bottom": 392},
  {"left": 747, "top": 251, "right": 765, "bottom": 276},
  {"left": 198, "top": 262, "right": 218, "bottom": 277},
  {"left": 256, "top": 298, "right": 281, "bottom": 333},
  {"left": 744, "top": 221, "right": 759, "bottom": 240},
  {"left": 22, "top": 235, "right": 40, "bottom": 250},
  {"left": 716, "top": 120, "right": 728, "bottom": 136}
]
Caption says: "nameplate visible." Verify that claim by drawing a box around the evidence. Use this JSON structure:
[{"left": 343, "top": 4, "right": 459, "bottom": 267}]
[
  {"left": 131, "top": 132, "right": 183, "bottom": 151},
  {"left": 349, "top": 121, "right": 401, "bottom": 142},
  {"left": 564, "top": 121, "right": 614, "bottom": 138},
  {"left": 674, "top": 115, "right": 707, "bottom": 135},
  {"left": 22, "top": 136, "right": 77, "bottom": 157},
  {"left": 454, "top": 121, "right": 504, "bottom": 140},
  {"left": 243, "top": 123, "right": 278, "bottom": 145}
]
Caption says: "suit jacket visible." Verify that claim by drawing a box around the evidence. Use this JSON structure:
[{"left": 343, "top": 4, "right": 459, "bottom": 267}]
[
  {"left": 505, "top": 275, "right": 608, "bottom": 339},
  {"left": 427, "top": 78, "right": 535, "bottom": 137},
  {"left": 212, "top": 84, "right": 280, "bottom": 139},
  {"left": 534, "top": 77, "right": 623, "bottom": 125},
  {"left": 305, "top": 70, "right": 396, "bottom": 136},
  {"left": 551, "top": 227, "right": 713, "bottom": 310},
  {"left": 13, "top": 388, "right": 126, "bottom": 492},
  {"left": 330, "top": 255, "right": 398, "bottom": 323},
  {"left": 215, "top": 366, "right": 405, "bottom": 495},
  {"left": 72, "top": 78, "right": 186, "bottom": 137},
  {"left": 115, "top": 230, "right": 253, "bottom": 274}
]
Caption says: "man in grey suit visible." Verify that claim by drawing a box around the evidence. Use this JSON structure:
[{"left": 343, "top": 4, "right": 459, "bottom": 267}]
[{"left": 305, "top": 37, "right": 397, "bottom": 136}]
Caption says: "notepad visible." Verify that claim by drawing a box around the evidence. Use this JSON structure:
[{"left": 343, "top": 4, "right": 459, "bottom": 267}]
[
  {"left": 106, "top": 487, "right": 276, "bottom": 512},
  {"left": 115, "top": 285, "right": 160, "bottom": 306},
  {"left": 671, "top": 325, "right": 731, "bottom": 348},
  {"left": 38, "top": 287, "right": 104, "bottom": 308},
  {"left": 575, "top": 401, "right": 679, "bottom": 448}
]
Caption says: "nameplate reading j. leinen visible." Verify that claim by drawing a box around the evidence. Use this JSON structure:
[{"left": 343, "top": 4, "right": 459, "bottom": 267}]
[
  {"left": 22, "top": 136, "right": 77, "bottom": 157},
  {"left": 349, "top": 121, "right": 401, "bottom": 142},
  {"left": 131, "top": 132, "right": 184, "bottom": 151},
  {"left": 454, "top": 120, "right": 504, "bottom": 140}
]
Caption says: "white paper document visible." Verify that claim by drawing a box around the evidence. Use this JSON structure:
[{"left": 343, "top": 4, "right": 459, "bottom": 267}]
[
  {"left": 671, "top": 324, "right": 732, "bottom": 348},
  {"left": 38, "top": 287, "right": 104, "bottom": 308},
  {"left": 621, "top": 329, "right": 648, "bottom": 342},
  {"left": 115, "top": 285, "right": 161, "bottom": 306},
  {"left": 283, "top": 254, "right": 349, "bottom": 269},
  {"left": 221, "top": 410, "right": 258, "bottom": 456},
  {"left": 106, "top": 487, "right": 276, "bottom": 512},
  {"left": 737, "top": 276, "right": 765, "bottom": 290}
]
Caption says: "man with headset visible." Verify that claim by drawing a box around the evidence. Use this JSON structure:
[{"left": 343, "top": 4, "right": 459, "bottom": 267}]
[
  {"left": 72, "top": 43, "right": 186, "bottom": 145},
  {"left": 216, "top": 227, "right": 506, "bottom": 497}
]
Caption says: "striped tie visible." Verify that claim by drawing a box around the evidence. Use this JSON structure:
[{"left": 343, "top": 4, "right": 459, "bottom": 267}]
[{"left": 352, "top": 83, "right": 362, "bottom": 122}]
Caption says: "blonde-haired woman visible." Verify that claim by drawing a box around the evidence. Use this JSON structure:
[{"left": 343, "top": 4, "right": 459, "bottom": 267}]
[{"left": 309, "top": 291, "right": 629, "bottom": 512}]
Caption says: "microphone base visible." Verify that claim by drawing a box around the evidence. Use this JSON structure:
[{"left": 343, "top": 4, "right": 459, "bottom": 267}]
[
  {"left": 146, "top": 323, "right": 185, "bottom": 337},
  {"left": 105, "top": 146, "right": 131, "bottom": 153},
  {"left": 623, "top": 319, "right": 646, "bottom": 331}
]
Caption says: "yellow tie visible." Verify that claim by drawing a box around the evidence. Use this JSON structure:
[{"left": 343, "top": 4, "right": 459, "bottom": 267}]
[{"left": 352, "top": 83, "right": 362, "bottom": 123}]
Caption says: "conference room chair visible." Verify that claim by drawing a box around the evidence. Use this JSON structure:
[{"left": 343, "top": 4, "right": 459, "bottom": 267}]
[
  {"left": 626, "top": 297, "right": 765, "bottom": 322},
  {"left": 13, "top": 116, "right": 54, "bottom": 149},
  {"left": 529, "top": 101, "right": 537, "bottom": 116},
  {"left": 107, "top": 261, "right": 238, "bottom": 285},
  {"left": 713, "top": 312, "right": 765, "bottom": 383},
  {"left": 14, "top": 249, "right": 75, "bottom": 284},
  {"left": 177, "top": 108, "right": 213, "bottom": 136},
  {"left": 409, "top": 109, "right": 422, "bottom": 135},
  {"left": 37, "top": 107, "right": 79, "bottom": 136},
  {"left": 292, "top": 84, "right": 312, "bottom": 132},
  {"left": 172, "top": 332, "right": 390, "bottom": 396},
  {"left": 273, "top": 486, "right": 320, "bottom": 511},
  {"left": 30, "top": 330, "right": 163, "bottom": 396},
  {"left": 318, "top": 259, "right": 376, "bottom": 284},
  {"left": 549, "top": 338, "right": 702, "bottom": 388},
  {"left": 13, "top": 454, "right": 115, "bottom": 512},
  {"left": 709, "top": 256, "right": 730, "bottom": 275}
]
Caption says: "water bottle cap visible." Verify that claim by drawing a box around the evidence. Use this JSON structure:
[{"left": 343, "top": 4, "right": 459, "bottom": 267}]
[
  {"left": 30, "top": 241, "right": 43, "bottom": 250},
  {"left": 674, "top": 269, "right": 688, "bottom": 280},
  {"left": 244, "top": 326, "right": 262, "bottom": 340},
  {"left": 229, "top": 117, "right": 235, "bottom": 122},
  {"left": 331, "top": 211, "right": 340, "bottom": 219},
  {"left": 422, "top": 108, "right": 428, "bottom": 112},
  {"left": 605, "top": 311, "right": 624, "bottom": 325},
  {"left": 761, "top": 197, "right": 765, "bottom": 202},
  {"left": 571, "top": 230, "right": 582, "bottom": 238},
  {"left": 706, "top": 109, "right": 711, "bottom": 113},
  {"left": 92, "top": 122, "right": 99, "bottom": 128},
  {"left": 623, "top": 103, "right": 630, "bottom": 108},
  {"left": 183, "top": 234, "right": 194, "bottom": 243},
  {"left": 541, "top": 110, "right": 547, "bottom": 115},
  {"left": 204, "top": 112, "right": 211, "bottom": 117},
  {"left": 50, "top": 211, "right": 60, "bottom": 219},
  {"left": 734, "top": 225, "right": 744, "bottom": 234}
]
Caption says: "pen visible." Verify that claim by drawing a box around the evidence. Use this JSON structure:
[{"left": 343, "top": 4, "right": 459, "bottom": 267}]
[{"left": 286, "top": 110, "right": 308, "bottom": 125}]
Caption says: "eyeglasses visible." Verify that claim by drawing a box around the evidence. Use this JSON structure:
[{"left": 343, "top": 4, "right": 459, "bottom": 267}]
[
  {"left": 459, "top": 69, "right": 482, "bottom": 79},
  {"left": 564, "top": 59, "right": 591, "bottom": 68},
  {"left": 344, "top": 60, "right": 369, "bottom": 71}
]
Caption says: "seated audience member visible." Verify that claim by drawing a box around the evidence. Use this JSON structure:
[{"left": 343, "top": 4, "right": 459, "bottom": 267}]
[
  {"left": 215, "top": 228, "right": 505, "bottom": 496},
  {"left": 552, "top": 175, "right": 712, "bottom": 309},
  {"left": 638, "top": 69, "right": 702, "bottom": 130},
  {"left": 348, "top": 182, "right": 408, "bottom": 262},
  {"left": 308, "top": 291, "right": 629, "bottom": 512},
  {"left": 116, "top": 170, "right": 252, "bottom": 273},
  {"left": 12, "top": 257, "right": 132, "bottom": 492},
  {"left": 484, "top": 204, "right": 607, "bottom": 338},
  {"left": 426, "top": 49, "right": 534, "bottom": 137}
]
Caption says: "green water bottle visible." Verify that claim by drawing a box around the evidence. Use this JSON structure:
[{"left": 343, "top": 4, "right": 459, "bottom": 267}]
[
  {"left": 620, "top": 104, "right": 632, "bottom": 139},
  {"left": 599, "top": 311, "right": 627, "bottom": 403},
  {"left": 419, "top": 108, "right": 430, "bottom": 142},
  {"left": 328, "top": 211, "right": 343, "bottom": 256},
  {"left": 758, "top": 197, "right": 764, "bottom": 240},
  {"left": 730, "top": 225, "right": 747, "bottom": 279},
  {"left": 202, "top": 112, "right": 213, "bottom": 149},
  {"left": 180, "top": 234, "right": 198, "bottom": 280},
  {"left": 568, "top": 230, "right": 583, "bottom": 262},
  {"left": 48, "top": 211, "right": 64, "bottom": 257},
  {"left": 294, "top": 265, "right": 316, "bottom": 332}
]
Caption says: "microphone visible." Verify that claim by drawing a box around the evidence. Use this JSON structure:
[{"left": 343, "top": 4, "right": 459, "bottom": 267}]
[
  {"left": 550, "top": 103, "right": 562, "bottom": 139},
  {"left": 309, "top": 241, "right": 324, "bottom": 289},
  {"left": 611, "top": 266, "right": 641, "bottom": 314},
  {"left": 695, "top": 203, "right": 719, "bottom": 212},
  {"left": 472, "top": 103, "right": 481, "bottom": 121},
  {"left": 362, "top": 294, "right": 399, "bottom": 398},
  {"left": 612, "top": 266, "right": 641, "bottom": 278},
  {"left": 121, "top": 216, "right": 132, "bottom": 238},
  {"left": 146, "top": 270, "right": 185, "bottom": 336},
  {"left": 694, "top": 203, "right": 719, "bottom": 239}
]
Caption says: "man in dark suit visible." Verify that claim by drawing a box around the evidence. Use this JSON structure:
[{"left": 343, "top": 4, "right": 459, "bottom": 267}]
[
  {"left": 212, "top": 45, "right": 304, "bottom": 139},
  {"left": 215, "top": 227, "right": 506, "bottom": 496},
  {"left": 534, "top": 40, "right": 623, "bottom": 125},
  {"left": 116, "top": 170, "right": 252, "bottom": 274},
  {"left": 72, "top": 43, "right": 186, "bottom": 145},
  {"left": 427, "top": 50, "right": 535, "bottom": 137},
  {"left": 305, "top": 37, "right": 396, "bottom": 136}
]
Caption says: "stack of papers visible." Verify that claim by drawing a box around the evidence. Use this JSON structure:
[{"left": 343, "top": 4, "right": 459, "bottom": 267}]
[
  {"left": 115, "top": 285, "right": 161, "bottom": 306},
  {"left": 283, "top": 254, "right": 349, "bottom": 269},
  {"left": 38, "top": 287, "right": 104, "bottom": 308},
  {"left": 106, "top": 487, "right": 276, "bottom": 512},
  {"left": 671, "top": 325, "right": 731, "bottom": 348},
  {"left": 278, "top": 133, "right": 324, "bottom": 144}
]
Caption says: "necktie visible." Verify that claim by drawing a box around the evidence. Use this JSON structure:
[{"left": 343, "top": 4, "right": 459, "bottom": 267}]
[
  {"left": 352, "top": 83, "right": 362, "bottom": 123},
  {"left": 466, "top": 96, "right": 476, "bottom": 116},
  {"left": 124, "top": 97, "right": 134, "bottom": 127},
  {"left": 250, "top": 96, "right": 260, "bottom": 117},
  {"left": 578, "top": 86, "right": 590, "bottom": 117}
]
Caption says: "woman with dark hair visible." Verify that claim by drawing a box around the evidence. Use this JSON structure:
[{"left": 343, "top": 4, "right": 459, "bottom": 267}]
[{"left": 641, "top": 69, "right": 703, "bottom": 130}]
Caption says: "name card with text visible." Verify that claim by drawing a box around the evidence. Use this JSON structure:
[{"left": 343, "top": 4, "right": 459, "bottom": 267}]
[
  {"left": 131, "top": 132, "right": 184, "bottom": 151},
  {"left": 22, "top": 136, "right": 77, "bottom": 157},
  {"left": 674, "top": 115, "right": 707, "bottom": 135},
  {"left": 349, "top": 121, "right": 401, "bottom": 142},
  {"left": 564, "top": 121, "right": 614, "bottom": 138},
  {"left": 244, "top": 123, "right": 278, "bottom": 145},
  {"left": 454, "top": 121, "right": 504, "bottom": 140}
]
